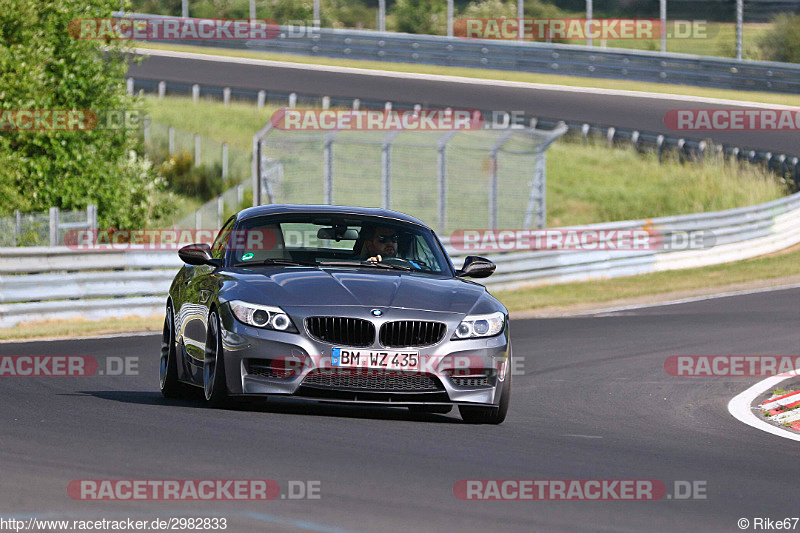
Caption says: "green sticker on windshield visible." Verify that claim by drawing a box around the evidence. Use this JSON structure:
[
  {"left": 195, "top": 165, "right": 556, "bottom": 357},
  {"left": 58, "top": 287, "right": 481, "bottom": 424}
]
[{"left": 242, "top": 252, "right": 254, "bottom": 261}]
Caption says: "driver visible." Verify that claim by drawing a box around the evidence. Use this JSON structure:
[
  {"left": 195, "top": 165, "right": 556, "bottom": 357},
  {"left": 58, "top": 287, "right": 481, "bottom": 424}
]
[{"left": 360, "top": 225, "right": 399, "bottom": 262}]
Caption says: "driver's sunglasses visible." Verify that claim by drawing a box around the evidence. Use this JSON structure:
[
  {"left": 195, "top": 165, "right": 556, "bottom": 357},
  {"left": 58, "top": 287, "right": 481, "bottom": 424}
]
[{"left": 376, "top": 234, "right": 399, "bottom": 243}]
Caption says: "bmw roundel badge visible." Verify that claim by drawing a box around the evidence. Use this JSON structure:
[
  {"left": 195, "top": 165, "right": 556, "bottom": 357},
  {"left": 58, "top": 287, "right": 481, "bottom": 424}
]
[{"left": 371, "top": 309, "right": 383, "bottom": 317}]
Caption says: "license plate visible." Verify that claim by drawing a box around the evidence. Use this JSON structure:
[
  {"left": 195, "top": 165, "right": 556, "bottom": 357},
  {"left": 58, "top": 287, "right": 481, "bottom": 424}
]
[{"left": 331, "top": 348, "right": 420, "bottom": 371}]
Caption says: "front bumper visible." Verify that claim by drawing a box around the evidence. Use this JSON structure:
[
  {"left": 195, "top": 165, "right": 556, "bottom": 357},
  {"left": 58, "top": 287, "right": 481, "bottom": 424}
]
[{"left": 218, "top": 304, "right": 510, "bottom": 407}]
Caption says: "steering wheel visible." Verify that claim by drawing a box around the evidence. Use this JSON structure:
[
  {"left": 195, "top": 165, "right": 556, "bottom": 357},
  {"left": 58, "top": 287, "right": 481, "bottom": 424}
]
[{"left": 380, "top": 256, "right": 419, "bottom": 269}]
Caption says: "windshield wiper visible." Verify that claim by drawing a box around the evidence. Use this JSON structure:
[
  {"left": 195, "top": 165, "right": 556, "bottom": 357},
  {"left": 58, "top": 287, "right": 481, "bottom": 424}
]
[
  {"left": 317, "top": 260, "right": 412, "bottom": 271},
  {"left": 233, "top": 258, "right": 318, "bottom": 267}
]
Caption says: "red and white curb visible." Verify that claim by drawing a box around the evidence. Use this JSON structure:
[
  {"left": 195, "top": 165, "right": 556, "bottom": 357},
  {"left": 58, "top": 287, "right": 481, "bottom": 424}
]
[{"left": 728, "top": 372, "right": 800, "bottom": 442}]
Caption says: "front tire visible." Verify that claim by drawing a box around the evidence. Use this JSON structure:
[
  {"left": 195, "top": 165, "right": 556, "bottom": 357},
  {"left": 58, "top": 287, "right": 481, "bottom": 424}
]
[
  {"left": 160, "top": 305, "right": 189, "bottom": 399},
  {"left": 204, "top": 310, "right": 230, "bottom": 408},
  {"left": 459, "top": 370, "right": 511, "bottom": 425}
]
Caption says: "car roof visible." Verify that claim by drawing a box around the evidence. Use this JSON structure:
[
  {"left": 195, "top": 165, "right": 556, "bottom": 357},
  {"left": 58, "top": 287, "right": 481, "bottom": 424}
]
[{"left": 235, "top": 204, "right": 431, "bottom": 229}]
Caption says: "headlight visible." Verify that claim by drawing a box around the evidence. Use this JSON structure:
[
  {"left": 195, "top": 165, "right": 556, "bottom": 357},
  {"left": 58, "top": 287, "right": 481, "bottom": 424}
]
[
  {"left": 228, "top": 300, "right": 297, "bottom": 332},
  {"left": 452, "top": 311, "right": 505, "bottom": 340}
]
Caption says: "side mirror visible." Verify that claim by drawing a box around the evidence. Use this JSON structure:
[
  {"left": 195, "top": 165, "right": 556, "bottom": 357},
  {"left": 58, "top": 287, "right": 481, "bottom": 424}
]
[
  {"left": 456, "top": 256, "right": 496, "bottom": 278},
  {"left": 178, "top": 243, "right": 219, "bottom": 266}
]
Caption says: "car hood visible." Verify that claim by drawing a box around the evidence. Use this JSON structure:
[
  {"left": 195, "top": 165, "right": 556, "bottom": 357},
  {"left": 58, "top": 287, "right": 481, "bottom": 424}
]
[{"left": 226, "top": 268, "right": 488, "bottom": 315}]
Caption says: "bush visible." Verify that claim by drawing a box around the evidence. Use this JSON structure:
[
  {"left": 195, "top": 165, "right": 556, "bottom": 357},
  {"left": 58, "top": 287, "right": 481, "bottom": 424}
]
[
  {"left": 758, "top": 13, "right": 800, "bottom": 63},
  {"left": 391, "top": 0, "right": 447, "bottom": 34},
  {"left": 154, "top": 151, "right": 226, "bottom": 201}
]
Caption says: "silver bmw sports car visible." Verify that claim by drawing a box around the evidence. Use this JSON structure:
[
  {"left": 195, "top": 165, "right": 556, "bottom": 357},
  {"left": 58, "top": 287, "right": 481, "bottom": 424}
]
[{"left": 160, "top": 205, "right": 511, "bottom": 424}]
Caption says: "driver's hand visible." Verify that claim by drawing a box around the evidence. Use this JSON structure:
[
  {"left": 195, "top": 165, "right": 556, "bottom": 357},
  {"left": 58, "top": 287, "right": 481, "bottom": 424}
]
[{"left": 366, "top": 254, "right": 382, "bottom": 263}]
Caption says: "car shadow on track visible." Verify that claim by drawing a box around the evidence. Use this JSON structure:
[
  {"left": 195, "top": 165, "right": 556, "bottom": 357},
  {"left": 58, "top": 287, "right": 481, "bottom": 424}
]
[{"left": 76, "top": 390, "right": 463, "bottom": 424}]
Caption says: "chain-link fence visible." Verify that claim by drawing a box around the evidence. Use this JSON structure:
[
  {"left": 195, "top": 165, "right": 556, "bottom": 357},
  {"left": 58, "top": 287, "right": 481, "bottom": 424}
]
[
  {"left": 254, "top": 124, "right": 567, "bottom": 234},
  {"left": 0, "top": 206, "right": 97, "bottom": 247}
]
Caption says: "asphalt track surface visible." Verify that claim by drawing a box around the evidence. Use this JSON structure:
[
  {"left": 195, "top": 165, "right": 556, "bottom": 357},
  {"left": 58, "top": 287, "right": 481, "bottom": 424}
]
[
  {"left": 128, "top": 52, "right": 800, "bottom": 154},
  {"left": 2, "top": 287, "right": 799, "bottom": 532}
]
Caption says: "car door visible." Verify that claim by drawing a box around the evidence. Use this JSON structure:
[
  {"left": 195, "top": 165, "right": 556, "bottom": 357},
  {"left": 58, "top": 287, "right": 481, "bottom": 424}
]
[{"left": 179, "top": 219, "right": 235, "bottom": 366}]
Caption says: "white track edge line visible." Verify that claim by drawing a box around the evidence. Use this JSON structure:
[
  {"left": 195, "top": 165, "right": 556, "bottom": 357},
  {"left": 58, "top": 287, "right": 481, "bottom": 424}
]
[{"left": 728, "top": 371, "right": 800, "bottom": 442}]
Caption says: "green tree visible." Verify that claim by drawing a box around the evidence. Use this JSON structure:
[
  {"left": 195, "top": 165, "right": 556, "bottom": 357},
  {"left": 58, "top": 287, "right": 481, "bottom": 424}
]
[
  {"left": 758, "top": 13, "right": 800, "bottom": 64},
  {"left": 391, "top": 0, "right": 447, "bottom": 34},
  {"left": 0, "top": 0, "right": 166, "bottom": 228}
]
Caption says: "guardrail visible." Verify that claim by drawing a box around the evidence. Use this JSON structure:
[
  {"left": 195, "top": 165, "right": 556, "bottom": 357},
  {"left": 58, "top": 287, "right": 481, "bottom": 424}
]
[
  {"left": 2, "top": 191, "right": 798, "bottom": 326},
  {"left": 123, "top": 12, "right": 800, "bottom": 94}
]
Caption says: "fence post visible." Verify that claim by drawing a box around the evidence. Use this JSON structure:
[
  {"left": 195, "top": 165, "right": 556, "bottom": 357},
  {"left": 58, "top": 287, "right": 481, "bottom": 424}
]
[
  {"left": 49, "top": 207, "right": 59, "bottom": 247},
  {"left": 489, "top": 150, "right": 498, "bottom": 230},
  {"left": 527, "top": 148, "right": 547, "bottom": 230},
  {"left": 257, "top": 90, "right": 266, "bottom": 108},
  {"left": 143, "top": 115, "right": 151, "bottom": 145},
  {"left": 323, "top": 133, "right": 335, "bottom": 205},
  {"left": 252, "top": 135, "right": 261, "bottom": 206},
  {"left": 194, "top": 134, "right": 201, "bottom": 166},
  {"left": 195, "top": 210, "right": 201, "bottom": 230},
  {"left": 217, "top": 196, "right": 224, "bottom": 228},
  {"left": 288, "top": 93, "right": 297, "bottom": 109},
  {"left": 223, "top": 87, "right": 231, "bottom": 106},
  {"left": 192, "top": 84, "right": 200, "bottom": 103},
  {"left": 87, "top": 205, "right": 98, "bottom": 232},
  {"left": 381, "top": 131, "right": 401, "bottom": 210},
  {"left": 158, "top": 81, "right": 166, "bottom": 99},
  {"left": 168, "top": 126, "right": 175, "bottom": 155},
  {"left": 222, "top": 143, "right": 229, "bottom": 180},
  {"left": 352, "top": 98, "right": 360, "bottom": 110},
  {"left": 322, "top": 96, "right": 330, "bottom": 110},
  {"left": 437, "top": 131, "right": 458, "bottom": 234},
  {"left": 237, "top": 184, "right": 244, "bottom": 206},
  {"left": 14, "top": 209, "right": 21, "bottom": 246},
  {"left": 126, "top": 77, "right": 134, "bottom": 96}
]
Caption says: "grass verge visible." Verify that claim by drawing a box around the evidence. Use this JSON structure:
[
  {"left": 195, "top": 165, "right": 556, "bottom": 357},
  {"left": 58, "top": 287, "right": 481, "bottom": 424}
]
[
  {"left": 495, "top": 246, "right": 800, "bottom": 312},
  {"left": 0, "top": 316, "right": 163, "bottom": 342},
  {"left": 134, "top": 41, "right": 800, "bottom": 107}
]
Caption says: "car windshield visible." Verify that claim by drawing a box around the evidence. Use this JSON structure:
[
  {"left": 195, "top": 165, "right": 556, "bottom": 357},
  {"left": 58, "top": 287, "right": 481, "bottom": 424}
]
[{"left": 227, "top": 213, "right": 452, "bottom": 276}]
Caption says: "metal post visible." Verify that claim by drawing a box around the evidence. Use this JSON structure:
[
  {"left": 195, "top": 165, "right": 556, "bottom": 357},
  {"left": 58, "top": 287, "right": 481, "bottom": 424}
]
[
  {"left": 87, "top": 205, "right": 98, "bottom": 232},
  {"left": 322, "top": 96, "right": 330, "bottom": 109},
  {"left": 237, "top": 184, "right": 244, "bottom": 206},
  {"left": 660, "top": 0, "right": 667, "bottom": 53},
  {"left": 736, "top": 0, "right": 743, "bottom": 60},
  {"left": 168, "top": 126, "right": 175, "bottom": 155},
  {"left": 14, "top": 209, "right": 21, "bottom": 246},
  {"left": 249, "top": 0, "right": 255, "bottom": 19},
  {"left": 257, "top": 90, "right": 266, "bottom": 108},
  {"left": 49, "top": 207, "right": 59, "bottom": 247},
  {"left": 518, "top": 0, "right": 524, "bottom": 41},
  {"left": 381, "top": 131, "right": 401, "bottom": 210},
  {"left": 182, "top": 0, "right": 188, "bottom": 18},
  {"left": 323, "top": 133, "right": 335, "bottom": 205},
  {"left": 158, "top": 81, "right": 166, "bottom": 99},
  {"left": 378, "top": 0, "right": 385, "bottom": 32},
  {"left": 586, "top": 0, "right": 592, "bottom": 47},
  {"left": 194, "top": 134, "right": 201, "bottom": 166},
  {"left": 313, "top": 0, "right": 320, "bottom": 24},
  {"left": 217, "top": 196, "right": 224, "bottom": 228},
  {"left": 352, "top": 98, "right": 360, "bottom": 110},
  {"left": 252, "top": 135, "right": 261, "bottom": 206},
  {"left": 447, "top": 0, "right": 454, "bottom": 37},
  {"left": 195, "top": 210, "right": 201, "bottom": 230},
  {"left": 126, "top": 77, "right": 134, "bottom": 96},
  {"left": 488, "top": 131, "right": 514, "bottom": 231},
  {"left": 288, "top": 92, "right": 297, "bottom": 108},
  {"left": 222, "top": 143, "right": 229, "bottom": 180},
  {"left": 143, "top": 115, "right": 150, "bottom": 145},
  {"left": 223, "top": 87, "right": 231, "bottom": 106},
  {"left": 192, "top": 84, "right": 200, "bottom": 103},
  {"left": 525, "top": 148, "right": 547, "bottom": 229},
  {"left": 437, "top": 131, "right": 458, "bottom": 234}
]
